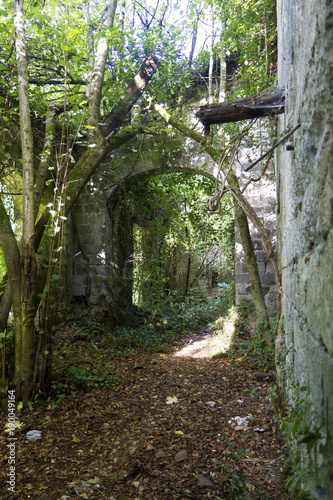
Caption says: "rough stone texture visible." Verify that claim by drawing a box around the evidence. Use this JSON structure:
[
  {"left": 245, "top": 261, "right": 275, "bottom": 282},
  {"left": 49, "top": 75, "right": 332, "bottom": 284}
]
[{"left": 277, "top": 0, "right": 333, "bottom": 495}]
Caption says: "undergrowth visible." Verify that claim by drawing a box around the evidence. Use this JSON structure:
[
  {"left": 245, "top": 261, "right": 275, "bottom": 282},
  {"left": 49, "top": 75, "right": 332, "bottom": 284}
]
[
  {"left": 50, "top": 316, "right": 120, "bottom": 409},
  {"left": 208, "top": 436, "right": 270, "bottom": 500},
  {"left": 211, "top": 301, "right": 275, "bottom": 371},
  {"left": 281, "top": 388, "right": 333, "bottom": 499},
  {"left": 104, "top": 287, "right": 221, "bottom": 354}
]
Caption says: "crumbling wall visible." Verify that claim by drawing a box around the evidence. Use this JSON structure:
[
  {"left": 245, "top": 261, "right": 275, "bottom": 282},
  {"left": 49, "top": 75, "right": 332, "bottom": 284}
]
[{"left": 276, "top": 0, "right": 333, "bottom": 495}]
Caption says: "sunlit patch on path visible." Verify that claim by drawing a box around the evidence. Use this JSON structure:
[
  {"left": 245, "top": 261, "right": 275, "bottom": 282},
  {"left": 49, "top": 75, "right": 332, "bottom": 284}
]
[{"left": 172, "top": 331, "right": 213, "bottom": 358}]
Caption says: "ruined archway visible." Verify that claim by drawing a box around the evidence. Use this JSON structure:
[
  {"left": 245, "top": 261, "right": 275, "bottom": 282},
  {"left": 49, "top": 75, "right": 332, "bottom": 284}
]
[{"left": 65, "top": 129, "right": 277, "bottom": 323}]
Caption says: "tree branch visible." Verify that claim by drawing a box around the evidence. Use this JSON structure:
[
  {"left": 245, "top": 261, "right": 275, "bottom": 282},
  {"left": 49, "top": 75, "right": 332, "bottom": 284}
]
[
  {"left": 244, "top": 123, "right": 301, "bottom": 171},
  {"left": 100, "top": 54, "right": 160, "bottom": 137}
]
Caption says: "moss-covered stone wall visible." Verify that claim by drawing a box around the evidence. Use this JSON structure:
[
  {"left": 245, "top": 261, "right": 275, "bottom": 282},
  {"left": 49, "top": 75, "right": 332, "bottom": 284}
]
[{"left": 277, "top": 0, "right": 333, "bottom": 495}]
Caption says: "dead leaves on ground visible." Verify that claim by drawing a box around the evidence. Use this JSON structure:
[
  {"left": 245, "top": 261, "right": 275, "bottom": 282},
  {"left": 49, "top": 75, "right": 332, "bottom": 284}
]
[{"left": 0, "top": 341, "right": 286, "bottom": 499}]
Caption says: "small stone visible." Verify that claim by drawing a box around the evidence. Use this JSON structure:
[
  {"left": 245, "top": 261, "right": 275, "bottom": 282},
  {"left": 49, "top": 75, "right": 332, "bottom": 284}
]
[
  {"left": 198, "top": 475, "right": 214, "bottom": 488},
  {"left": 175, "top": 450, "right": 189, "bottom": 462},
  {"left": 26, "top": 430, "right": 42, "bottom": 440}
]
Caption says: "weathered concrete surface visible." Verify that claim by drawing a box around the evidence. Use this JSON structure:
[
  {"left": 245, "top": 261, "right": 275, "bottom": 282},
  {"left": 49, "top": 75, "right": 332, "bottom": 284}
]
[{"left": 277, "top": 0, "right": 333, "bottom": 495}]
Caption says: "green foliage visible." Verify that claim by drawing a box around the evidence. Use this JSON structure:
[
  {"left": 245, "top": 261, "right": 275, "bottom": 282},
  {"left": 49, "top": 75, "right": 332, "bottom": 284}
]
[
  {"left": 218, "top": 0, "right": 277, "bottom": 95},
  {"left": 210, "top": 436, "right": 269, "bottom": 499},
  {"left": 216, "top": 301, "right": 275, "bottom": 370},
  {"left": 282, "top": 391, "right": 333, "bottom": 499},
  {"left": 50, "top": 316, "right": 120, "bottom": 408},
  {"left": 103, "top": 288, "right": 221, "bottom": 355},
  {"left": 130, "top": 172, "right": 234, "bottom": 306}
]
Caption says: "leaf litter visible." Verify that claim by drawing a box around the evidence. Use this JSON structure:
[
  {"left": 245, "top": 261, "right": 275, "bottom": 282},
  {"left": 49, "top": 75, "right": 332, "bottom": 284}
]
[{"left": 0, "top": 326, "right": 288, "bottom": 499}]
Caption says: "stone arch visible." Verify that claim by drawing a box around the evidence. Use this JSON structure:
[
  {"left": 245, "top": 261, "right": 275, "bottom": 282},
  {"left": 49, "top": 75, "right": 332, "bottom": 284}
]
[
  {"left": 64, "top": 134, "right": 221, "bottom": 323},
  {"left": 64, "top": 132, "right": 277, "bottom": 323}
]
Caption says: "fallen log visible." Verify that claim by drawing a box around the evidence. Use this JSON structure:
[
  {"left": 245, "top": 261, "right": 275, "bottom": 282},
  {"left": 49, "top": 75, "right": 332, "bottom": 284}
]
[{"left": 195, "top": 87, "right": 285, "bottom": 128}]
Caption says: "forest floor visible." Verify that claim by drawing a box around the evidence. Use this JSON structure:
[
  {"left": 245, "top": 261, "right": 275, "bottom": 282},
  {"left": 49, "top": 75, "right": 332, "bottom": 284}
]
[{"left": 0, "top": 306, "right": 289, "bottom": 500}]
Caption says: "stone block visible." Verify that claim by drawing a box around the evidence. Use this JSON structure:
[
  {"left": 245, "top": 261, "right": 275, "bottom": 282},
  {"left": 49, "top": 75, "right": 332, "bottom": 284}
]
[
  {"left": 263, "top": 273, "right": 276, "bottom": 286},
  {"left": 73, "top": 263, "right": 86, "bottom": 276},
  {"left": 256, "top": 250, "right": 267, "bottom": 262},
  {"left": 257, "top": 262, "right": 266, "bottom": 273},
  {"left": 235, "top": 263, "right": 242, "bottom": 274},
  {"left": 71, "top": 283, "right": 87, "bottom": 297},
  {"left": 261, "top": 285, "right": 270, "bottom": 296},
  {"left": 236, "top": 294, "right": 253, "bottom": 305},
  {"left": 235, "top": 273, "right": 250, "bottom": 284},
  {"left": 236, "top": 284, "right": 252, "bottom": 295}
]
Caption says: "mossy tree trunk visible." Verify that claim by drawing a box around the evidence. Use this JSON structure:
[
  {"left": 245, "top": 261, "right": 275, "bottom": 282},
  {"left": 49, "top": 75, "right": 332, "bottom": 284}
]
[
  {"left": 234, "top": 204, "right": 271, "bottom": 339},
  {"left": 13, "top": 0, "right": 38, "bottom": 403}
]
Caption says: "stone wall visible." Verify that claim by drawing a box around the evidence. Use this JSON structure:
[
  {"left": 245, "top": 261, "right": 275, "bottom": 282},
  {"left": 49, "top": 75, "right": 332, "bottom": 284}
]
[{"left": 276, "top": 0, "right": 333, "bottom": 495}]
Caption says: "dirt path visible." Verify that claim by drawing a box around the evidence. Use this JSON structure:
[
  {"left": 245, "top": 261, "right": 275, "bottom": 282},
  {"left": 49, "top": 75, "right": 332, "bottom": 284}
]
[{"left": 0, "top": 331, "right": 287, "bottom": 499}]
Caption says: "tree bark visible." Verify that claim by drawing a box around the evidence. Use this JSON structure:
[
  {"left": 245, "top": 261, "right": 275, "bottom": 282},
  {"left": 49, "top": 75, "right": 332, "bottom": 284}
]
[
  {"left": 208, "top": 3, "right": 215, "bottom": 104},
  {"left": 234, "top": 204, "right": 271, "bottom": 338},
  {"left": 100, "top": 54, "right": 159, "bottom": 138},
  {"left": 196, "top": 87, "right": 285, "bottom": 128},
  {"left": 14, "top": 0, "right": 38, "bottom": 402},
  {"left": 87, "top": 0, "right": 117, "bottom": 139}
]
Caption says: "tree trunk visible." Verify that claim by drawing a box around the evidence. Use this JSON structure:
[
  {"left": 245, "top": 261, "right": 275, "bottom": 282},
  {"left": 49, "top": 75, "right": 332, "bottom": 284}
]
[
  {"left": 218, "top": 17, "right": 226, "bottom": 103},
  {"left": 0, "top": 200, "right": 22, "bottom": 380},
  {"left": 208, "top": 3, "right": 215, "bottom": 104},
  {"left": 234, "top": 204, "right": 270, "bottom": 338},
  {"left": 14, "top": 0, "right": 37, "bottom": 403}
]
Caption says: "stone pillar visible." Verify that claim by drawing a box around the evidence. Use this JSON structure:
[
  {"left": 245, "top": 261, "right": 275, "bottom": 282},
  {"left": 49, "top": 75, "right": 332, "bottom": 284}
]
[{"left": 64, "top": 173, "right": 113, "bottom": 319}]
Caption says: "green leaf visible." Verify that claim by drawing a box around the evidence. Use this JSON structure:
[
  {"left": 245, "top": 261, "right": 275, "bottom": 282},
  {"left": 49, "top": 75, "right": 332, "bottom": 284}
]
[{"left": 89, "top": 477, "right": 99, "bottom": 485}]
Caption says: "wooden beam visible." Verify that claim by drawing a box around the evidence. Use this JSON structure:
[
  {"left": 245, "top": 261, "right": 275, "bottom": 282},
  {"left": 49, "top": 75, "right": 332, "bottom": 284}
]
[{"left": 195, "top": 87, "right": 285, "bottom": 128}]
